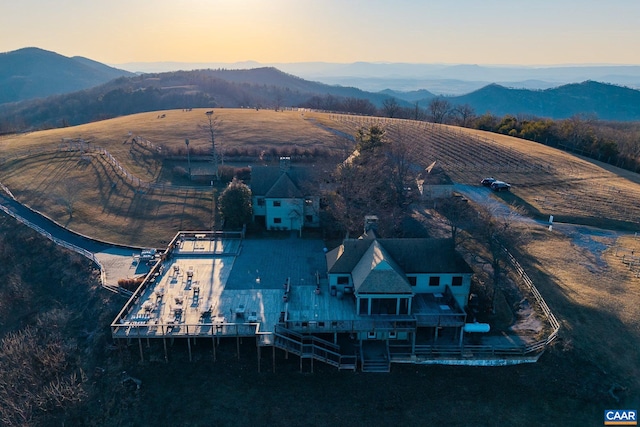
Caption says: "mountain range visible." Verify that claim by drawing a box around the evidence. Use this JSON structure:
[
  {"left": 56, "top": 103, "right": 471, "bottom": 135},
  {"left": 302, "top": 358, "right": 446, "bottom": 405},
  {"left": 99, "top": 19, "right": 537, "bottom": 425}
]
[
  {"left": 117, "top": 60, "right": 640, "bottom": 94},
  {"left": 1, "top": 47, "right": 640, "bottom": 129},
  {"left": 0, "top": 47, "right": 134, "bottom": 104}
]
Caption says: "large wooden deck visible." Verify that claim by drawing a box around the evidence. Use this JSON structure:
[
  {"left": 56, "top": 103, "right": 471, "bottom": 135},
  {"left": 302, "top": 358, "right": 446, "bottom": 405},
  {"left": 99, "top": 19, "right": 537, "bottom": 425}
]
[{"left": 111, "top": 232, "right": 466, "bottom": 342}]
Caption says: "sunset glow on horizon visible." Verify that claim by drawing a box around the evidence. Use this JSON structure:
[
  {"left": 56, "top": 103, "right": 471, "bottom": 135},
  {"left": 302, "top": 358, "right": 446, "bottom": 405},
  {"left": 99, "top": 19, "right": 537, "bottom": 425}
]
[{"left": 1, "top": 0, "right": 639, "bottom": 66}]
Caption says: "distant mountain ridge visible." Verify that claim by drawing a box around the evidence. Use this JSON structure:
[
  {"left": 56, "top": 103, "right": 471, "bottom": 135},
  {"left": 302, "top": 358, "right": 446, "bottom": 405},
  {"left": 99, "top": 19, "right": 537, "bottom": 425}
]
[
  {"left": 0, "top": 47, "right": 134, "bottom": 104},
  {"left": 448, "top": 81, "right": 640, "bottom": 121},
  {"left": 117, "top": 60, "right": 640, "bottom": 93},
  {"left": 1, "top": 47, "right": 640, "bottom": 131}
]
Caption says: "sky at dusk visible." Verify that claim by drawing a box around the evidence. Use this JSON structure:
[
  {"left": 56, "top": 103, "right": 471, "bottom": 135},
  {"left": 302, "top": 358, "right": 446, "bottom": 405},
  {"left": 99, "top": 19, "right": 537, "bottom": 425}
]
[{"left": 1, "top": 0, "right": 639, "bottom": 66}]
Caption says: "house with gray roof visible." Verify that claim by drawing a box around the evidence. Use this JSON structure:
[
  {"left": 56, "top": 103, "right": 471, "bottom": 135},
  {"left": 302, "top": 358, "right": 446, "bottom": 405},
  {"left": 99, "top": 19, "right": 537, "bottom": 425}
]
[
  {"left": 320, "top": 216, "right": 473, "bottom": 368},
  {"left": 250, "top": 157, "right": 320, "bottom": 231}
]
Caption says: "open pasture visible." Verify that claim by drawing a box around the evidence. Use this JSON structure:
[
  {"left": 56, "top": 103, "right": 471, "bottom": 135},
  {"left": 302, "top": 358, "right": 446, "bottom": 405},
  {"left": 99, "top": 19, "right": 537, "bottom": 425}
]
[
  {"left": 0, "top": 109, "right": 350, "bottom": 182},
  {"left": 1, "top": 109, "right": 639, "bottom": 248},
  {"left": 0, "top": 150, "right": 214, "bottom": 247}
]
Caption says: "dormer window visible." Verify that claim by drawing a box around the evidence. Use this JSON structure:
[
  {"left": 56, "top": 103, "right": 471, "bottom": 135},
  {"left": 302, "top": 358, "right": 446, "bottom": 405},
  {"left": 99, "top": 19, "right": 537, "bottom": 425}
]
[{"left": 273, "top": 200, "right": 281, "bottom": 207}]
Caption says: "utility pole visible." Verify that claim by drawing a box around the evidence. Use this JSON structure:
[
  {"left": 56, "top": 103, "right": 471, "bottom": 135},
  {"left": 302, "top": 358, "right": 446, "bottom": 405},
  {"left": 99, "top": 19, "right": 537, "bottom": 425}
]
[
  {"left": 185, "top": 139, "right": 191, "bottom": 180},
  {"left": 206, "top": 111, "right": 219, "bottom": 181}
]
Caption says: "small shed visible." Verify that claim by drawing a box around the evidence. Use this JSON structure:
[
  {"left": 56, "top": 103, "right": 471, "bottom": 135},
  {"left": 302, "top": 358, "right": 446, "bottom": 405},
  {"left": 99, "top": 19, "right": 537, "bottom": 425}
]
[{"left": 417, "top": 161, "right": 454, "bottom": 200}]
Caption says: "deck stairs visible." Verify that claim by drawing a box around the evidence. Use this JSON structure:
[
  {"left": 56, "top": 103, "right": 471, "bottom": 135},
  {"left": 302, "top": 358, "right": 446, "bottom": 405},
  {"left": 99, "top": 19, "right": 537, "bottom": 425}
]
[
  {"left": 273, "top": 325, "right": 357, "bottom": 371},
  {"left": 360, "top": 340, "right": 391, "bottom": 373}
]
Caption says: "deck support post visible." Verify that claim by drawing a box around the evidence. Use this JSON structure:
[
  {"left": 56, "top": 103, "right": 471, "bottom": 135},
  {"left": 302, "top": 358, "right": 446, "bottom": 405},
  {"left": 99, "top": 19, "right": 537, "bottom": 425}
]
[
  {"left": 212, "top": 332, "right": 217, "bottom": 362},
  {"left": 138, "top": 337, "right": 144, "bottom": 363},
  {"left": 187, "top": 335, "right": 192, "bottom": 362},
  {"left": 236, "top": 333, "right": 240, "bottom": 360},
  {"left": 299, "top": 355, "right": 302, "bottom": 373},
  {"left": 257, "top": 338, "right": 261, "bottom": 373},
  {"left": 163, "top": 337, "right": 168, "bottom": 362}
]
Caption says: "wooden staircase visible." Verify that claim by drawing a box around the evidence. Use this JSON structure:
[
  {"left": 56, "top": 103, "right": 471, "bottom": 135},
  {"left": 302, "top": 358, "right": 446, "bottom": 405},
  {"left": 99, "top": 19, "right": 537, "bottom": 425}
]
[
  {"left": 360, "top": 341, "right": 391, "bottom": 373},
  {"left": 273, "top": 326, "right": 357, "bottom": 371}
]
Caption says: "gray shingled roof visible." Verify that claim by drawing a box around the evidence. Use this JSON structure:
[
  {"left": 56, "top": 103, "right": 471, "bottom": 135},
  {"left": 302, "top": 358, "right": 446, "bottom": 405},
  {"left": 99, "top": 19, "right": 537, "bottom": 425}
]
[
  {"left": 250, "top": 165, "right": 315, "bottom": 198},
  {"left": 265, "top": 173, "right": 304, "bottom": 198},
  {"left": 351, "top": 241, "right": 412, "bottom": 294},
  {"left": 327, "top": 237, "right": 473, "bottom": 275}
]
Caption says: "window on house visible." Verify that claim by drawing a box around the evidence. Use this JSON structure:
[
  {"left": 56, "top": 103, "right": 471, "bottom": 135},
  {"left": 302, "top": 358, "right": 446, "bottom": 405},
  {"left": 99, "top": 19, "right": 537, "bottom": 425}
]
[
  {"left": 337, "top": 276, "right": 349, "bottom": 285},
  {"left": 429, "top": 276, "right": 440, "bottom": 287},
  {"left": 257, "top": 198, "right": 265, "bottom": 206},
  {"left": 407, "top": 276, "right": 417, "bottom": 286},
  {"left": 305, "top": 215, "right": 313, "bottom": 223},
  {"left": 305, "top": 198, "right": 313, "bottom": 206},
  {"left": 273, "top": 200, "right": 281, "bottom": 207},
  {"left": 452, "top": 276, "right": 463, "bottom": 287},
  {"left": 274, "top": 218, "right": 282, "bottom": 224}
]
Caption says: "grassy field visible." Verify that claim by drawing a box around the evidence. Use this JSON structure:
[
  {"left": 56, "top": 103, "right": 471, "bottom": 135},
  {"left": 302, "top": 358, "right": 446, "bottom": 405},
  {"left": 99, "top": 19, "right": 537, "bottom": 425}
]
[
  {"left": 1, "top": 110, "right": 640, "bottom": 425},
  {"left": 1, "top": 109, "right": 639, "bottom": 247}
]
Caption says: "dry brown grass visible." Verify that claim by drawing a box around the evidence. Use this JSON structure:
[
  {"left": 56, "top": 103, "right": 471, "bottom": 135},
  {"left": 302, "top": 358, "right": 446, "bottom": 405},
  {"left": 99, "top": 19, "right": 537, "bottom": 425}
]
[
  {"left": 320, "top": 115, "right": 640, "bottom": 228},
  {"left": 1, "top": 109, "right": 639, "bottom": 245},
  {"left": 520, "top": 226, "right": 640, "bottom": 398},
  {"left": 0, "top": 109, "right": 354, "bottom": 246},
  {"left": 0, "top": 151, "right": 214, "bottom": 247},
  {"left": 0, "top": 109, "right": 349, "bottom": 181}
]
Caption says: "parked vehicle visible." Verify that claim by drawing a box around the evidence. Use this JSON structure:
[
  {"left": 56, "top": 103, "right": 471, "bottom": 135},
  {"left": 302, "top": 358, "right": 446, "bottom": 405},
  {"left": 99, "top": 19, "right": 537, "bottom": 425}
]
[
  {"left": 481, "top": 177, "right": 496, "bottom": 187},
  {"left": 490, "top": 181, "right": 511, "bottom": 192}
]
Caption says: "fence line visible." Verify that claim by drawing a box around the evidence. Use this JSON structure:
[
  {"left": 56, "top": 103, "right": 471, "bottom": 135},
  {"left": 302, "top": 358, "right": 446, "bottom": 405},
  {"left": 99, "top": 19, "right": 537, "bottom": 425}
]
[
  {"left": 505, "top": 249, "right": 561, "bottom": 351},
  {"left": 0, "top": 201, "right": 109, "bottom": 291}
]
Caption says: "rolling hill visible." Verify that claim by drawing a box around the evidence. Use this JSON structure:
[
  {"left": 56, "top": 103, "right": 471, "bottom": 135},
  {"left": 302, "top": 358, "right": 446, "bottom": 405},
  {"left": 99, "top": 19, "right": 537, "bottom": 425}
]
[
  {"left": 0, "top": 47, "right": 134, "bottom": 105},
  {"left": 447, "top": 81, "right": 640, "bottom": 121},
  {"left": 2, "top": 47, "right": 640, "bottom": 134}
]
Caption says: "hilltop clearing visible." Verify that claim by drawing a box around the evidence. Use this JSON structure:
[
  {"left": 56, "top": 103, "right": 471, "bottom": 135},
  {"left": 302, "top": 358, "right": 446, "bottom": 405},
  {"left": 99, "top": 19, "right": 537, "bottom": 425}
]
[{"left": 1, "top": 109, "right": 639, "bottom": 247}]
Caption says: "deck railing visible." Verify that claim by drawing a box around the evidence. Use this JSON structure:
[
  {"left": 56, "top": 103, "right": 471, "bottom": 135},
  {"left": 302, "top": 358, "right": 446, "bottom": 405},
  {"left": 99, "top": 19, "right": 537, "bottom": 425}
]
[{"left": 273, "top": 325, "right": 356, "bottom": 369}]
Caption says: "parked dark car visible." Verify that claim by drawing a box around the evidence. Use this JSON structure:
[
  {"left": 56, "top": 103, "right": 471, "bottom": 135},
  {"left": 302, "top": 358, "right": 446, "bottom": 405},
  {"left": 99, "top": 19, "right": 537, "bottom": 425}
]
[
  {"left": 490, "top": 181, "right": 511, "bottom": 191},
  {"left": 481, "top": 177, "right": 496, "bottom": 187}
]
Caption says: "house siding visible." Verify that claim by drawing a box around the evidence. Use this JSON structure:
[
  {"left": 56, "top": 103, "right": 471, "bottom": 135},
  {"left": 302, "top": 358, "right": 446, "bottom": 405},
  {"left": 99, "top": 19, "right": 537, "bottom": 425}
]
[
  {"left": 266, "top": 198, "right": 303, "bottom": 230},
  {"left": 412, "top": 272, "right": 471, "bottom": 308}
]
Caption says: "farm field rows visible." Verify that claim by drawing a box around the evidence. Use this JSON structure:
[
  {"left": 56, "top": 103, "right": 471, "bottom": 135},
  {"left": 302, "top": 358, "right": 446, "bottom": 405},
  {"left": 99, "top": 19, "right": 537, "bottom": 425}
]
[{"left": 320, "top": 113, "right": 640, "bottom": 228}]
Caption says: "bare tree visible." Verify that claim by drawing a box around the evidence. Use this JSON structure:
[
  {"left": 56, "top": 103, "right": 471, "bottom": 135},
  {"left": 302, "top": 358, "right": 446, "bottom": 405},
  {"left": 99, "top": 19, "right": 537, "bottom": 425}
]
[
  {"left": 412, "top": 101, "right": 425, "bottom": 121},
  {"left": 387, "top": 126, "right": 419, "bottom": 208},
  {"left": 472, "top": 204, "right": 530, "bottom": 313},
  {"left": 434, "top": 196, "right": 475, "bottom": 248},
  {"left": 273, "top": 89, "right": 285, "bottom": 112},
  {"left": 56, "top": 180, "right": 81, "bottom": 221},
  {"left": 428, "top": 97, "right": 452, "bottom": 124},
  {"left": 382, "top": 97, "right": 400, "bottom": 118},
  {"left": 453, "top": 103, "right": 476, "bottom": 127}
]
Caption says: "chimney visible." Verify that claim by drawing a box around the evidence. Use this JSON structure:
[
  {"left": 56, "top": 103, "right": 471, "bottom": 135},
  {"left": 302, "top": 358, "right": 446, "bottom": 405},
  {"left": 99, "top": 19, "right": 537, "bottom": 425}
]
[
  {"left": 279, "top": 156, "right": 291, "bottom": 172},
  {"left": 364, "top": 215, "right": 379, "bottom": 236}
]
